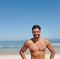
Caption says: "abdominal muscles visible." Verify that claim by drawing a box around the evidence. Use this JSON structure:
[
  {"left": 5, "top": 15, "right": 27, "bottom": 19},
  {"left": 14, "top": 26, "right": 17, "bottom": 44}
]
[{"left": 31, "top": 51, "right": 45, "bottom": 59}]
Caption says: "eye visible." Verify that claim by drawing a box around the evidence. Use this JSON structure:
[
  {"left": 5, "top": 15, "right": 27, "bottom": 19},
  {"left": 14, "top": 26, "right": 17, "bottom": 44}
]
[
  {"left": 33, "top": 31, "right": 36, "bottom": 33},
  {"left": 37, "top": 31, "right": 39, "bottom": 33}
]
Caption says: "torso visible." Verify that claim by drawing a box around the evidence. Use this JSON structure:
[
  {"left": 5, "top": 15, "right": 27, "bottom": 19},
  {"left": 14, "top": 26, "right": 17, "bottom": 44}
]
[{"left": 28, "top": 38, "right": 47, "bottom": 59}]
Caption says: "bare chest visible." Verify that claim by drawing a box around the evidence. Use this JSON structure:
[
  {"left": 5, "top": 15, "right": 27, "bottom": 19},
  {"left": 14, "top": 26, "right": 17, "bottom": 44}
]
[{"left": 29, "top": 42, "right": 46, "bottom": 51}]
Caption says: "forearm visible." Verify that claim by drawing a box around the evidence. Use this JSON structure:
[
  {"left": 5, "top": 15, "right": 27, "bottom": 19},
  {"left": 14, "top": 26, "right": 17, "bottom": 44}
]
[
  {"left": 50, "top": 51, "right": 55, "bottom": 59},
  {"left": 19, "top": 51, "right": 26, "bottom": 59}
]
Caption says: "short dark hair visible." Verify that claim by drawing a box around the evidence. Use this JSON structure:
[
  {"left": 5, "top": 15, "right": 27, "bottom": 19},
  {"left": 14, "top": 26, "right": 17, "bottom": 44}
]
[{"left": 32, "top": 25, "right": 41, "bottom": 30}]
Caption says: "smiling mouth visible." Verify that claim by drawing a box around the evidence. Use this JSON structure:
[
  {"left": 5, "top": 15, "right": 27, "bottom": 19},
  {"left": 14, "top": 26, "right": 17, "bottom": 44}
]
[{"left": 33, "top": 34, "right": 39, "bottom": 37}]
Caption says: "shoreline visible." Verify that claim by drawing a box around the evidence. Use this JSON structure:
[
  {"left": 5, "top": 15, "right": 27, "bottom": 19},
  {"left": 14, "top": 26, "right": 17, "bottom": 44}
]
[
  {"left": 0, "top": 51, "right": 19, "bottom": 55},
  {"left": 0, "top": 50, "right": 60, "bottom": 55},
  {"left": 0, "top": 54, "right": 60, "bottom": 59}
]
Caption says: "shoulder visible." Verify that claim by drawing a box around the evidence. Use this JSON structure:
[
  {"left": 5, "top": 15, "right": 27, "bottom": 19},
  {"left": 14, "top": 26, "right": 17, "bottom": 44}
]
[
  {"left": 24, "top": 39, "right": 32, "bottom": 45},
  {"left": 42, "top": 38, "right": 51, "bottom": 45}
]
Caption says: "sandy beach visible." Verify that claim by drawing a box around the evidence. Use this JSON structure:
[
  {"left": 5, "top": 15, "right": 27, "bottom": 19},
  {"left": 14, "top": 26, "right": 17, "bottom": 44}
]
[{"left": 0, "top": 51, "right": 60, "bottom": 59}]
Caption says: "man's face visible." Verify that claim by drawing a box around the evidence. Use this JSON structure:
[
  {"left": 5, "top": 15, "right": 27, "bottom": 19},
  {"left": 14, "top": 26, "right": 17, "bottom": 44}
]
[{"left": 32, "top": 28, "right": 41, "bottom": 39}]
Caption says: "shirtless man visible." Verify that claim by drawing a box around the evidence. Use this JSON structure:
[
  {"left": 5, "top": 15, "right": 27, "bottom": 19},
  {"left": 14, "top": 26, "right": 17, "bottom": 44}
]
[{"left": 19, "top": 25, "right": 55, "bottom": 59}]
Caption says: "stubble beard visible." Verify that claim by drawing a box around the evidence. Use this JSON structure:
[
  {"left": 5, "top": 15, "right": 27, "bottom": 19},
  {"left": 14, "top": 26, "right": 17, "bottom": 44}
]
[{"left": 33, "top": 34, "right": 40, "bottom": 39}]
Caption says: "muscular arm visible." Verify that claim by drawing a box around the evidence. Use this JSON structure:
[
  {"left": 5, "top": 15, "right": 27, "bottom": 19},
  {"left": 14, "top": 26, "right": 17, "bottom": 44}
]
[
  {"left": 19, "top": 41, "right": 28, "bottom": 59},
  {"left": 46, "top": 40, "right": 55, "bottom": 59}
]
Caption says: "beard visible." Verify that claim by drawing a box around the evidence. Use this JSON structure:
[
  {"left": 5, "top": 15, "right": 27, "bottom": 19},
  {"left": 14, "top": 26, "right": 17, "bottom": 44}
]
[{"left": 33, "top": 34, "right": 40, "bottom": 39}]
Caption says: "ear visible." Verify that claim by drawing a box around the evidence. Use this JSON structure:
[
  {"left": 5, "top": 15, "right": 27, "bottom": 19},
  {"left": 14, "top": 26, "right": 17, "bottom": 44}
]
[
  {"left": 40, "top": 30, "right": 41, "bottom": 33},
  {"left": 32, "top": 31, "right": 33, "bottom": 34}
]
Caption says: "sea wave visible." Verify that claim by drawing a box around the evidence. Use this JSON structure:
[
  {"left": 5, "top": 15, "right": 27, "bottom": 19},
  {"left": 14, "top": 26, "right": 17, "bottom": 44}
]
[
  {"left": 0, "top": 46, "right": 3, "bottom": 48},
  {"left": 0, "top": 45, "right": 22, "bottom": 48},
  {"left": 52, "top": 43, "right": 60, "bottom": 45}
]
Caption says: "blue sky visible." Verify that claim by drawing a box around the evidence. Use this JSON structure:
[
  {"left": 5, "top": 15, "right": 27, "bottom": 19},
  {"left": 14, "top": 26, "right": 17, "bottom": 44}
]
[{"left": 0, "top": 0, "right": 60, "bottom": 41}]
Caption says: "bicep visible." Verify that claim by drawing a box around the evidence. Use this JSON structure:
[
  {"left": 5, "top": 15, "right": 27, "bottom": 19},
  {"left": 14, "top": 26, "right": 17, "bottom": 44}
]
[
  {"left": 20, "top": 42, "right": 28, "bottom": 52},
  {"left": 47, "top": 41, "right": 54, "bottom": 52}
]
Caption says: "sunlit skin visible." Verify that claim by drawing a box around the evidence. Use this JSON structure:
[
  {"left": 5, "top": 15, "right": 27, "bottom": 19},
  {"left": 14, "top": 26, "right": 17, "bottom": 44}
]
[{"left": 19, "top": 28, "right": 55, "bottom": 59}]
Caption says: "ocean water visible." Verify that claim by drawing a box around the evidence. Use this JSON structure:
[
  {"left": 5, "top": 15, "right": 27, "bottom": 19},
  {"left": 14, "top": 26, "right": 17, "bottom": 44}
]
[
  {"left": 0, "top": 39, "right": 60, "bottom": 53},
  {"left": 0, "top": 40, "right": 25, "bottom": 51}
]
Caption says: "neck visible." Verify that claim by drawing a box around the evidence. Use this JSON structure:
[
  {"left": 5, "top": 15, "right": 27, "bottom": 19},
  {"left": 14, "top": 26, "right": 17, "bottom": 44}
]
[{"left": 33, "top": 37, "right": 40, "bottom": 43}]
